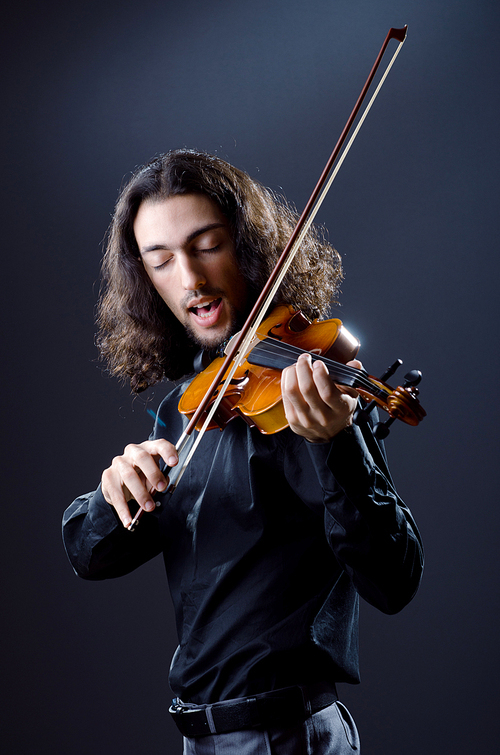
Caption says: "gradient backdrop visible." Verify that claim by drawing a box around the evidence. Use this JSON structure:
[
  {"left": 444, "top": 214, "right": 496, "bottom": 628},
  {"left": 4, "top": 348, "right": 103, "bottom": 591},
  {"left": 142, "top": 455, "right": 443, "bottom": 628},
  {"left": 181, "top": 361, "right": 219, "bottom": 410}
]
[{"left": 2, "top": 1, "right": 499, "bottom": 752}]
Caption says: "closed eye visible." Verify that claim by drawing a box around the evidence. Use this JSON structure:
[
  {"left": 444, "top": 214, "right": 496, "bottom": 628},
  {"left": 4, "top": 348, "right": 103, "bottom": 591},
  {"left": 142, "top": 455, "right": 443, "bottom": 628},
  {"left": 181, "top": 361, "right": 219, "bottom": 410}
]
[
  {"left": 152, "top": 244, "right": 221, "bottom": 271},
  {"left": 153, "top": 259, "right": 171, "bottom": 271},
  {"left": 197, "top": 244, "right": 220, "bottom": 254}
]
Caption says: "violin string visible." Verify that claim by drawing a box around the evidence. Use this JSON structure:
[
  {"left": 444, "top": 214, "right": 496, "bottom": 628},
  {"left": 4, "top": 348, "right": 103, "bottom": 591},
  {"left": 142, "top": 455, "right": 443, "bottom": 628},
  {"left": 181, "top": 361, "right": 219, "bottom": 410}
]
[
  {"left": 261, "top": 342, "right": 388, "bottom": 399},
  {"left": 248, "top": 339, "right": 352, "bottom": 377},
  {"left": 257, "top": 339, "right": 378, "bottom": 392},
  {"left": 248, "top": 338, "right": 389, "bottom": 399}
]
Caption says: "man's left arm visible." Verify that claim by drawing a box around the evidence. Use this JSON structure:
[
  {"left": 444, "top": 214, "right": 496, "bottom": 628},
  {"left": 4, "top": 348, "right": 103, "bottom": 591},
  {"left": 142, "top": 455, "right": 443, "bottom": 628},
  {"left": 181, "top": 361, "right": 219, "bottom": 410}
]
[
  {"left": 282, "top": 352, "right": 423, "bottom": 614},
  {"left": 305, "top": 423, "right": 423, "bottom": 614}
]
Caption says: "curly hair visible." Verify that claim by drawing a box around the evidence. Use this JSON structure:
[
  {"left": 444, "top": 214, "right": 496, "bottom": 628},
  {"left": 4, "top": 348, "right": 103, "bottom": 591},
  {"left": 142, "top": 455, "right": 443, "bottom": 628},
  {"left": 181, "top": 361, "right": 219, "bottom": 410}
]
[{"left": 97, "top": 149, "right": 343, "bottom": 392}]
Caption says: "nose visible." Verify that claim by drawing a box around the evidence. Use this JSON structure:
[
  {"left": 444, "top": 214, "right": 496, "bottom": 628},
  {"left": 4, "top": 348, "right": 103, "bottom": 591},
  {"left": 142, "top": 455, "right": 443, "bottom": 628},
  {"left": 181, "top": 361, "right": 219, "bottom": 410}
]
[{"left": 178, "top": 254, "right": 206, "bottom": 291}]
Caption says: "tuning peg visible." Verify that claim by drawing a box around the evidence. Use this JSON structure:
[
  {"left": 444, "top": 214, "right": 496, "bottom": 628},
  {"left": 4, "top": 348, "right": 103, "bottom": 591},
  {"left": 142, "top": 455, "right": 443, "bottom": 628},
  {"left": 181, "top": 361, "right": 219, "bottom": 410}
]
[
  {"left": 357, "top": 359, "right": 403, "bottom": 420},
  {"left": 403, "top": 369, "right": 422, "bottom": 387},
  {"left": 374, "top": 416, "right": 396, "bottom": 439},
  {"left": 380, "top": 359, "right": 403, "bottom": 382},
  {"left": 373, "top": 369, "right": 424, "bottom": 438}
]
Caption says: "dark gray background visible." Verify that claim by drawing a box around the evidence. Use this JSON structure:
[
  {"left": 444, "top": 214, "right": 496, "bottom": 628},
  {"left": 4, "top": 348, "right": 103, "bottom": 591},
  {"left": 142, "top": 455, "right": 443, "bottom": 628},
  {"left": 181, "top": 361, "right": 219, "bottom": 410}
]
[{"left": 2, "top": 0, "right": 498, "bottom": 752}]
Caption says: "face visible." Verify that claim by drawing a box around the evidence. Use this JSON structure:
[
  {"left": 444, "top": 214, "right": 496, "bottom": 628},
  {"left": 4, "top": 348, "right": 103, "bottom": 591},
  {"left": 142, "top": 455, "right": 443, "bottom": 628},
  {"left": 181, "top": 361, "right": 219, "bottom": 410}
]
[{"left": 134, "top": 193, "right": 249, "bottom": 349}]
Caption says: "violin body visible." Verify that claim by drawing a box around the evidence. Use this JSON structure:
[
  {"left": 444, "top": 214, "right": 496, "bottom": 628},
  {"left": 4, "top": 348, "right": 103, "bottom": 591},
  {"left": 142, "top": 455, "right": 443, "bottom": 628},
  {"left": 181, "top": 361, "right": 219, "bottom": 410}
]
[
  {"left": 178, "top": 305, "right": 425, "bottom": 435},
  {"left": 179, "top": 305, "right": 359, "bottom": 433},
  {"left": 179, "top": 353, "right": 289, "bottom": 434}
]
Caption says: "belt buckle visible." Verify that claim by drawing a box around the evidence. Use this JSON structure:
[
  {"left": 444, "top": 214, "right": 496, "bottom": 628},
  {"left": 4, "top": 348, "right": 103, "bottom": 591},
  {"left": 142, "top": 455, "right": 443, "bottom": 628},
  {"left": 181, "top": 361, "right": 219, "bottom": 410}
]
[
  {"left": 169, "top": 697, "right": 183, "bottom": 714},
  {"left": 169, "top": 699, "right": 211, "bottom": 736},
  {"left": 169, "top": 698, "right": 199, "bottom": 716}
]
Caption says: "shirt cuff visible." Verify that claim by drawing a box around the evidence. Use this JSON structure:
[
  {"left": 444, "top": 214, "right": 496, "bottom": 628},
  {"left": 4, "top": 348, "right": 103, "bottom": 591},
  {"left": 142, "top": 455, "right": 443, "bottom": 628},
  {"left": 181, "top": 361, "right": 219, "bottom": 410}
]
[{"left": 87, "top": 484, "right": 123, "bottom": 535}]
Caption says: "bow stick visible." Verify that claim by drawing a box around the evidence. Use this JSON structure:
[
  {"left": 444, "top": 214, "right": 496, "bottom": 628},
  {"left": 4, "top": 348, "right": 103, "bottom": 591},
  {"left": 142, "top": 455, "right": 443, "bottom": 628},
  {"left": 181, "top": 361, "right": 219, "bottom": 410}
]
[{"left": 128, "top": 25, "right": 408, "bottom": 530}]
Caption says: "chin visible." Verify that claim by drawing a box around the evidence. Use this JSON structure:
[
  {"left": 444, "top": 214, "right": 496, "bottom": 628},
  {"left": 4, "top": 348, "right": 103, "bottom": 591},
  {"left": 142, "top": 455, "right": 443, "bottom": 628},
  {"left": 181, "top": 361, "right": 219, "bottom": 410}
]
[
  {"left": 186, "top": 324, "right": 232, "bottom": 350},
  {"left": 184, "top": 306, "right": 247, "bottom": 351}
]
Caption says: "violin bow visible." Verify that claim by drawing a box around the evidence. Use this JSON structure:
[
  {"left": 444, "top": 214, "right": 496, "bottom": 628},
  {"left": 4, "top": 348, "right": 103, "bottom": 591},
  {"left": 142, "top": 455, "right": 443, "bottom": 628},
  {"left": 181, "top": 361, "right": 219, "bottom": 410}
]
[{"left": 128, "top": 26, "right": 408, "bottom": 529}]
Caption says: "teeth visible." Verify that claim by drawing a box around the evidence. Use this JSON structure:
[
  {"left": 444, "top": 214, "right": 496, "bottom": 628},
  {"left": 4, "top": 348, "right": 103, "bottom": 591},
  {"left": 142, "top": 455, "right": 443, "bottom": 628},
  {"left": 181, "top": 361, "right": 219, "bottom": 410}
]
[
  {"left": 190, "top": 299, "right": 218, "bottom": 319},
  {"left": 190, "top": 298, "right": 221, "bottom": 317}
]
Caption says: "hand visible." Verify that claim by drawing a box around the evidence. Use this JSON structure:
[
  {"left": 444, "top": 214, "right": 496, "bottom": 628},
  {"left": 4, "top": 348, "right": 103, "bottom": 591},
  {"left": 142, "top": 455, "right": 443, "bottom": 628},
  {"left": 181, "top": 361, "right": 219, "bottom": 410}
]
[
  {"left": 101, "top": 439, "right": 178, "bottom": 528},
  {"left": 282, "top": 352, "right": 361, "bottom": 443}
]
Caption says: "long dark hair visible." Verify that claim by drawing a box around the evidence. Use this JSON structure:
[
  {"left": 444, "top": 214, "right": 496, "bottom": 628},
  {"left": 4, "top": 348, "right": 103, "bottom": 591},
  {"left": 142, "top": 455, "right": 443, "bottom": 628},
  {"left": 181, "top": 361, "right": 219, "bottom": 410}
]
[{"left": 97, "top": 149, "right": 343, "bottom": 391}]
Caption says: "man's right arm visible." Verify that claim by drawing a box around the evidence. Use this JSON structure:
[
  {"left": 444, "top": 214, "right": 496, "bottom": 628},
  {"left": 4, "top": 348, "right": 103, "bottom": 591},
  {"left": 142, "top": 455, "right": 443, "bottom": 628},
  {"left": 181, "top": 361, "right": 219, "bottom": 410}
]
[{"left": 62, "top": 439, "right": 178, "bottom": 579}]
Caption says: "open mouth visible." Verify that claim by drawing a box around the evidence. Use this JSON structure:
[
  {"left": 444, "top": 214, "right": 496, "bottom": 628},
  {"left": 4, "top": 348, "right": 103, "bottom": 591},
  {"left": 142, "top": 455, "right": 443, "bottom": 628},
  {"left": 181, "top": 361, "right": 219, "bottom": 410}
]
[{"left": 188, "top": 298, "right": 223, "bottom": 325}]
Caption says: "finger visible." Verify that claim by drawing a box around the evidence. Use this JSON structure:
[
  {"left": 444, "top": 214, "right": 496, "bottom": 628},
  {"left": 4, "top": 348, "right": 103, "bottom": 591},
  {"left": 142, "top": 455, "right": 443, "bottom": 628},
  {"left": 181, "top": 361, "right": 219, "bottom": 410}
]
[
  {"left": 283, "top": 355, "right": 331, "bottom": 416},
  {"left": 347, "top": 358, "right": 363, "bottom": 369},
  {"left": 126, "top": 440, "right": 178, "bottom": 493},
  {"left": 281, "top": 360, "right": 304, "bottom": 418},
  {"left": 305, "top": 358, "right": 358, "bottom": 430},
  {"left": 101, "top": 468, "right": 136, "bottom": 528},
  {"left": 295, "top": 354, "right": 344, "bottom": 414},
  {"left": 142, "top": 438, "right": 179, "bottom": 469},
  {"left": 337, "top": 358, "right": 363, "bottom": 397},
  {"left": 148, "top": 439, "right": 179, "bottom": 492},
  {"left": 332, "top": 383, "right": 359, "bottom": 400},
  {"left": 309, "top": 358, "right": 361, "bottom": 403},
  {"left": 112, "top": 455, "right": 158, "bottom": 512},
  {"left": 283, "top": 356, "right": 326, "bottom": 433},
  {"left": 295, "top": 353, "right": 319, "bottom": 402},
  {"left": 310, "top": 359, "right": 342, "bottom": 406}
]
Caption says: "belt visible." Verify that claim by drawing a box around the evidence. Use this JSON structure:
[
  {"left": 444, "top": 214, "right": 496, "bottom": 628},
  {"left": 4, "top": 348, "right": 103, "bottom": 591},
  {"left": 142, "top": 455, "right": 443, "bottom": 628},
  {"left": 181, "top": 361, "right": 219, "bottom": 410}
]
[{"left": 169, "top": 681, "right": 338, "bottom": 738}]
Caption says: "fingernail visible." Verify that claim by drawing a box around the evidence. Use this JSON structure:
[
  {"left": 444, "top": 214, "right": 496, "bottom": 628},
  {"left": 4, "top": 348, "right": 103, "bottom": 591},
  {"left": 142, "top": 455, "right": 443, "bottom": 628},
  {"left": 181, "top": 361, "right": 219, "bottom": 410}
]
[
  {"left": 156, "top": 480, "right": 166, "bottom": 491},
  {"left": 145, "top": 501, "right": 155, "bottom": 512},
  {"left": 168, "top": 456, "right": 178, "bottom": 466}
]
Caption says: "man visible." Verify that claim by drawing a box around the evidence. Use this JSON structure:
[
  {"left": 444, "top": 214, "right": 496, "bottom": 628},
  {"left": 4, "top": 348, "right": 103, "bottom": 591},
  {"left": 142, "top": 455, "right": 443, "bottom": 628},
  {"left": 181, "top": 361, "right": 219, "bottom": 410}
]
[{"left": 63, "top": 149, "right": 423, "bottom": 754}]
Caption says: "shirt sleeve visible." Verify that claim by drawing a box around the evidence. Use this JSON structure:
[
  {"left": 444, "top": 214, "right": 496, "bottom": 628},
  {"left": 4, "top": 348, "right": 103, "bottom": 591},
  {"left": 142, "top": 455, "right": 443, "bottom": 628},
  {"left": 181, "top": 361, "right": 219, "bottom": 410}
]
[
  {"left": 61, "top": 384, "right": 190, "bottom": 581},
  {"left": 301, "top": 419, "right": 423, "bottom": 615},
  {"left": 62, "top": 484, "right": 163, "bottom": 580}
]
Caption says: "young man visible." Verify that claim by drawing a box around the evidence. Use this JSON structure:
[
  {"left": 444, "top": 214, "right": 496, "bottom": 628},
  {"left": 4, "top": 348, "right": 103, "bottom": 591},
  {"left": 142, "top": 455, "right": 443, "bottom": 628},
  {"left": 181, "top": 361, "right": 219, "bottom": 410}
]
[{"left": 63, "top": 149, "right": 423, "bottom": 754}]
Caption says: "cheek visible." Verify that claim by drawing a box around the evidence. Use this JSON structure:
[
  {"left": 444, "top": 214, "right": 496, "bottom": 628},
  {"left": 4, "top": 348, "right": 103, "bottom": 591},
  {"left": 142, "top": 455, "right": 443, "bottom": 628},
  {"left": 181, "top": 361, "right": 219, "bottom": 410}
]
[
  {"left": 223, "top": 261, "right": 246, "bottom": 295},
  {"left": 144, "top": 266, "right": 173, "bottom": 299},
  {"left": 146, "top": 276, "right": 174, "bottom": 310},
  {"left": 231, "top": 272, "right": 248, "bottom": 307},
  {"left": 157, "top": 286, "right": 177, "bottom": 310},
  {"left": 140, "top": 261, "right": 179, "bottom": 312}
]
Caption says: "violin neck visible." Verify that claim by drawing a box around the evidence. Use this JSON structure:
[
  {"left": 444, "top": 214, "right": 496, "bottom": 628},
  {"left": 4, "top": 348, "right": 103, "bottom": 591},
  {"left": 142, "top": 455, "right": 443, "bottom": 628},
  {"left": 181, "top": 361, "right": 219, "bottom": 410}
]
[
  {"left": 248, "top": 338, "right": 361, "bottom": 388},
  {"left": 248, "top": 338, "right": 393, "bottom": 405}
]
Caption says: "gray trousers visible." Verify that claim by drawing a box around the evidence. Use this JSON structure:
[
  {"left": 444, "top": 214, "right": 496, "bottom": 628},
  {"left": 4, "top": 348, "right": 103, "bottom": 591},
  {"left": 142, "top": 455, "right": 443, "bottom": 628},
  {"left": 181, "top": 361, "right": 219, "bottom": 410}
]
[{"left": 182, "top": 701, "right": 360, "bottom": 754}]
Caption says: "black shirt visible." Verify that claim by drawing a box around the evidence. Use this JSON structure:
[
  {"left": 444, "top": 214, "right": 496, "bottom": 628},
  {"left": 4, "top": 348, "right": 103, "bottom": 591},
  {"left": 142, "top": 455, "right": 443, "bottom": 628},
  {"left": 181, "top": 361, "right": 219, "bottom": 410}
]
[{"left": 62, "top": 381, "right": 423, "bottom": 704}]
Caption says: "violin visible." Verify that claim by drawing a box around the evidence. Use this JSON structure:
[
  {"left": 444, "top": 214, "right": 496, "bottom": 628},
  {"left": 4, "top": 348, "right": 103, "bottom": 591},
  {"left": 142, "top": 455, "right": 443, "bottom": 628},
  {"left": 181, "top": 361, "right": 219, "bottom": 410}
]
[{"left": 178, "top": 305, "right": 426, "bottom": 437}]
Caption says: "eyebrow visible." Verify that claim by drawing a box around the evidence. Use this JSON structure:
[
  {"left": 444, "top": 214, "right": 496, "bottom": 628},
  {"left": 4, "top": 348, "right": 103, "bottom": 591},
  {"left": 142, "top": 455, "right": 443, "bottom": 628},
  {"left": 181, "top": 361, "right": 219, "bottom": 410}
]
[{"left": 140, "top": 222, "right": 227, "bottom": 254}]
